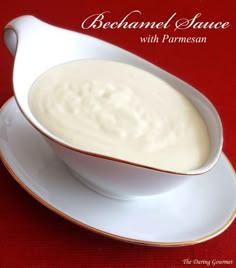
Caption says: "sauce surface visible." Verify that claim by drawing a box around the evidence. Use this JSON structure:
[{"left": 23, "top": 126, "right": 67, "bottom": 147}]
[{"left": 28, "top": 60, "right": 210, "bottom": 172}]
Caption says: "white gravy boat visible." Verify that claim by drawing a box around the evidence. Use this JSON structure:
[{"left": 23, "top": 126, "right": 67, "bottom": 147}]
[{"left": 4, "top": 15, "right": 223, "bottom": 199}]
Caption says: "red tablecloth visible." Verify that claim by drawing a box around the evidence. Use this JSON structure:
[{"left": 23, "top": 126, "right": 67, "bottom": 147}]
[{"left": 0, "top": 0, "right": 235, "bottom": 267}]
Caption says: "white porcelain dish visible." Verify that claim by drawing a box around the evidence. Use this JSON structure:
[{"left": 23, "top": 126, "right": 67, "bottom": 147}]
[
  {"left": 0, "top": 98, "right": 235, "bottom": 247},
  {"left": 3, "top": 15, "right": 223, "bottom": 199}
]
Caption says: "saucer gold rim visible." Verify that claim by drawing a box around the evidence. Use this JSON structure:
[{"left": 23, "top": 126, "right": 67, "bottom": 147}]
[{"left": 0, "top": 97, "right": 236, "bottom": 247}]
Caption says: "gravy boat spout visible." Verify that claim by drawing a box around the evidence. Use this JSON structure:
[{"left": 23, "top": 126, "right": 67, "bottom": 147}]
[{"left": 4, "top": 15, "right": 223, "bottom": 199}]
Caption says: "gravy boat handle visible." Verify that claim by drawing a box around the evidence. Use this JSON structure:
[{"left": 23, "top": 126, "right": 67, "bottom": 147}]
[
  {"left": 3, "top": 15, "right": 86, "bottom": 65},
  {"left": 4, "top": 15, "right": 48, "bottom": 56}
]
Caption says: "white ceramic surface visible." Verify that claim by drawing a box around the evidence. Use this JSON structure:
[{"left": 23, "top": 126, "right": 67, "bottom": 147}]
[
  {"left": 0, "top": 98, "right": 235, "bottom": 246},
  {"left": 3, "top": 15, "right": 223, "bottom": 199}
]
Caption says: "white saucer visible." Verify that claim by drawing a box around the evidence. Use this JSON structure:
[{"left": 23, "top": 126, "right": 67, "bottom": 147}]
[{"left": 1, "top": 97, "right": 236, "bottom": 247}]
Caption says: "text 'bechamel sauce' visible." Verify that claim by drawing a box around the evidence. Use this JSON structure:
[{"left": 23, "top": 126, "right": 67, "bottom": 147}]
[{"left": 28, "top": 60, "right": 210, "bottom": 172}]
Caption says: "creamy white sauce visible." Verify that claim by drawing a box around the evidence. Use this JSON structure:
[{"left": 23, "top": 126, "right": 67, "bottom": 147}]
[{"left": 28, "top": 60, "right": 210, "bottom": 172}]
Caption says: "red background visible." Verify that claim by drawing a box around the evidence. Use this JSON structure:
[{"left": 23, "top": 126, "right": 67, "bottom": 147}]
[{"left": 0, "top": 0, "right": 235, "bottom": 267}]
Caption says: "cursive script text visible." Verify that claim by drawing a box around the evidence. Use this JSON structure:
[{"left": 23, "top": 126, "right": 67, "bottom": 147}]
[{"left": 81, "top": 11, "right": 230, "bottom": 31}]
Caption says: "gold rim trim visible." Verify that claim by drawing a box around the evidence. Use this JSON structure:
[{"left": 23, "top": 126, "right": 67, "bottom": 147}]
[{"left": 0, "top": 97, "right": 236, "bottom": 247}]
